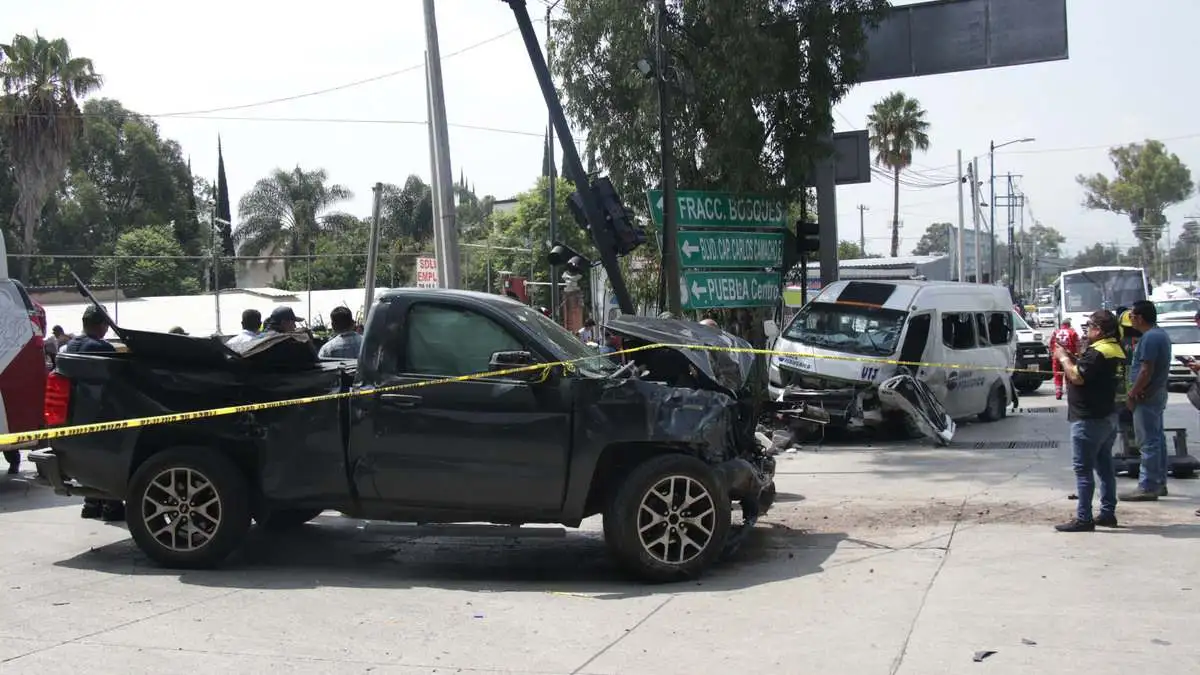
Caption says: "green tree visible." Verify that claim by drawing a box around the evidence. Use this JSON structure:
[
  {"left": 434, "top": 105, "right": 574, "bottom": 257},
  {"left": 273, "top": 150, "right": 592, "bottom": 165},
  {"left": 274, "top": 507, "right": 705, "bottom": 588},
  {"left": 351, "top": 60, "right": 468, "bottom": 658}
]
[
  {"left": 462, "top": 176, "right": 594, "bottom": 306},
  {"left": 0, "top": 33, "right": 102, "bottom": 281},
  {"left": 32, "top": 98, "right": 200, "bottom": 286},
  {"left": 1076, "top": 140, "right": 1194, "bottom": 265},
  {"left": 911, "top": 222, "right": 953, "bottom": 256},
  {"left": 93, "top": 224, "right": 201, "bottom": 296},
  {"left": 214, "top": 137, "right": 235, "bottom": 287},
  {"left": 837, "top": 241, "right": 866, "bottom": 259},
  {"left": 1014, "top": 222, "right": 1066, "bottom": 260},
  {"left": 554, "top": 0, "right": 888, "bottom": 206},
  {"left": 1072, "top": 242, "right": 1120, "bottom": 269},
  {"left": 867, "top": 91, "right": 931, "bottom": 257},
  {"left": 234, "top": 166, "right": 353, "bottom": 277}
]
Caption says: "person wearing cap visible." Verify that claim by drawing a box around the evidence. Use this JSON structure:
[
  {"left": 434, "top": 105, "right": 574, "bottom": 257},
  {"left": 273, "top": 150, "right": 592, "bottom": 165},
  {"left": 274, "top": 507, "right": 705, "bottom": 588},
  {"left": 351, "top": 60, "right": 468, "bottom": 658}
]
[
  {"left": 1051, "top": 318, "right": 1080, "bottom": 400},
  {"left": 62, "top": 306, "right": 124, "bottom": 521},
  {"left": 1053, "top": 309, "right": 1125, "bottom": 532},
  {"left": 1123, "top": 300, "right": 1172, "bottom": 501},
  {"left": 318, "top": 306, "right": 363, "bottom": 359},
  {"left": 224, "top": 309, "right": 262, "bottom": 347},
  {"left": 264, "top": 306, "right": 299, "bottom": 334}
]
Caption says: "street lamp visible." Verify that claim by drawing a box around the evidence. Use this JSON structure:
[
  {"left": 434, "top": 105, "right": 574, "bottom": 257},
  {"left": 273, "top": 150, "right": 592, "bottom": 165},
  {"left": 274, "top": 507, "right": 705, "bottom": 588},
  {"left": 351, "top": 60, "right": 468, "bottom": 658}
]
[{"left": 990, "top": 137, "right": 1035, "bottom": 288}]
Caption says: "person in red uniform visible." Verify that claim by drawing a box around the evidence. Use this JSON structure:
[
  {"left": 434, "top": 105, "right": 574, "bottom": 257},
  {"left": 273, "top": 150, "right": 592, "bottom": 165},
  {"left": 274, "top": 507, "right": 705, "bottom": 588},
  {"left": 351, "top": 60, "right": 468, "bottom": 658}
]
[{"left": 1052, "top": 318, "right": 1080, "bottom": 399}]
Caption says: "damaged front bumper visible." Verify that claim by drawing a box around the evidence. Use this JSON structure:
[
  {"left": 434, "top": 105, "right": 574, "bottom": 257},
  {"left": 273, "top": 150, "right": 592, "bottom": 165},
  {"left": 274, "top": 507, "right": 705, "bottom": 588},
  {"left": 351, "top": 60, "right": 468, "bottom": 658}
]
[{"left": 770, "top": 371, "right": 955, "bottom": 445}]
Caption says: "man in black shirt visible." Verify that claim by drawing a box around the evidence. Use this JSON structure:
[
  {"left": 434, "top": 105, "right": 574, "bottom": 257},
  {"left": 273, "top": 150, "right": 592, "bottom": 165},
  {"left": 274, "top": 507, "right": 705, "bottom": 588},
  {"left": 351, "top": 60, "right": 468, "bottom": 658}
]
[
  {"left": 63, "top": 306, "right": 124, "bottom": 522},
  {"left": 1053, "top": 309, "right": 1125, "bottom": 532}
]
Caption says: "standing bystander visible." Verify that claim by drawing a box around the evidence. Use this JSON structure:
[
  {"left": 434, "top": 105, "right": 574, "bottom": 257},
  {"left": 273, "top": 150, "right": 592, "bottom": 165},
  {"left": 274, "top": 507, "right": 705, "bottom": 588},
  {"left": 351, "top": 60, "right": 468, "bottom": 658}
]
[
  {"left": 318, "top": 307, "right": 364, "bottom": 359},
  {"left": 1054, "top": 310, "right": 1125, "bottom": 532},
  {"left": 1122, "top": 300, "right": 1172, "bottom": 501},
  {"left": 64, "top": 306, "right": 125, "bottom": 521}
]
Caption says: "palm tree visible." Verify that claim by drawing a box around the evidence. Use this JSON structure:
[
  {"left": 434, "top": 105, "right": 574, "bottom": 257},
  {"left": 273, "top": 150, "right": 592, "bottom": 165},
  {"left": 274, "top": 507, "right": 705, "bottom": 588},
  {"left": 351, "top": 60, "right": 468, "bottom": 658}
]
[
  {"left": 234, "top": 166, "right": 353, "bottom": 276},
  {"left": 0, "top": 33, "right": 102, "bottom": 280},
  {"left": 867, "top": 91, "right": 931, "bottom": 257}
]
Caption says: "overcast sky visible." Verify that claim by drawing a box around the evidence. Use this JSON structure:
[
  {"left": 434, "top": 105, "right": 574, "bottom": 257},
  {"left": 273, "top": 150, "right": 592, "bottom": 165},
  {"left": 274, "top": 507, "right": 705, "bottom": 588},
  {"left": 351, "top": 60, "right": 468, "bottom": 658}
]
[{"left": 7, "top": 0, "right": 1198, "bottom": 257}]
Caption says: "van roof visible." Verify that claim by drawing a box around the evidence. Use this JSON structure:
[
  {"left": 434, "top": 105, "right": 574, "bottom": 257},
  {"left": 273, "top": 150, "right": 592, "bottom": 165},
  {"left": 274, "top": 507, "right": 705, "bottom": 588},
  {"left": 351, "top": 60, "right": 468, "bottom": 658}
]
[{"left": 814, "top": 279, "right": 1012, "bottom": 312}]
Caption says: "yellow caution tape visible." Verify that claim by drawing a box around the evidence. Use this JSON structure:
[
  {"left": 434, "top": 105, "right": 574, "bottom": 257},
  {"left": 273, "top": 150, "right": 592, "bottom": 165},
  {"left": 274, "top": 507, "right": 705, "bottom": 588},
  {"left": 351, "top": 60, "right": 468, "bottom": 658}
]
[{"left": 0, "top": 343, "right": 1049, "bottom": 447}]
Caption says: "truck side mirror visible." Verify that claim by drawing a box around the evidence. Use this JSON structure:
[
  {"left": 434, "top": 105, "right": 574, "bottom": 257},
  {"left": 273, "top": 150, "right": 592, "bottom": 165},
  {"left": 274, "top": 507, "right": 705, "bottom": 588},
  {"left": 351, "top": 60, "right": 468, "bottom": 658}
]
[{"left": 488, "top": 350, "right": 541, "bottom": 381}]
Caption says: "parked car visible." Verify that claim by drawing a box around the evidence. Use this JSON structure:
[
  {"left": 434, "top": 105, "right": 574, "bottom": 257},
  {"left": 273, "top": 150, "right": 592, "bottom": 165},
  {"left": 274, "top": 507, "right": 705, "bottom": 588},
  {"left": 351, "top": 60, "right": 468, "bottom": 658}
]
[
  {"left": 1035, "top": 306, "right": 1056, "bottom": 328},
  {"left": 1161, "top": 320, "right": 1200, "bottom": 389},
  {"left": 1011, "top": 310, "right": 1052, "bottom": 394},
  {"left": 33, "top": 285, "right": 777, "bottom": 582}
]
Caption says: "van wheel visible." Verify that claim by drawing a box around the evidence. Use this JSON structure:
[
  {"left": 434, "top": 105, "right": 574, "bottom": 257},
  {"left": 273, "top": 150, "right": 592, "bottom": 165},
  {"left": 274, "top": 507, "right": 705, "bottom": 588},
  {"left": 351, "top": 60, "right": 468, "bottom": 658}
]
[
  {"left": 978, "top": 385, "right": 1007, "bottom": 422},
  {"left": 604, "top": 454, "right": 731, "bottom": 583},
  {"left": 126, "top": 448, "right": 251, "bottom": 569}
]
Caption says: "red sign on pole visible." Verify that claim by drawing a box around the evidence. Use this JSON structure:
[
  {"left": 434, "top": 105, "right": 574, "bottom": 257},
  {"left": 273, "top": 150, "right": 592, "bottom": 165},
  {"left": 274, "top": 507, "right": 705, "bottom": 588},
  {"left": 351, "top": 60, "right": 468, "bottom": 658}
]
[{"left": 415, "top": 256, "right": 439, "bottom": 288}]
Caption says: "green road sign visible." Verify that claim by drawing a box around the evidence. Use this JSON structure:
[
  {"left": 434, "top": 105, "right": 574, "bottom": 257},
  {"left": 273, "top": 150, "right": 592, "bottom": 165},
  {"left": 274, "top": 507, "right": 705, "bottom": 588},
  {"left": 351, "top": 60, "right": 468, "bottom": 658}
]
[
  {"left": 677, "top": 230, "right": 783, "bottom": 269},
  {"left": 647, "top": 189, "right": 788, "bottom": 230},
  {"left": 680, "top": 271, "right": 782, "bottom": 310}
]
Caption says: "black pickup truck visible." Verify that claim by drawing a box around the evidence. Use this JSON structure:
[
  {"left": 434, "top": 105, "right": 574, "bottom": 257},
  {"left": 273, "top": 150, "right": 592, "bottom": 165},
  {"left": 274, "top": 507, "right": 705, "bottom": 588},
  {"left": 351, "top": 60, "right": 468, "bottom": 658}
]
[{"left": 32, "top": 288, "right": 776, "bottom": 581}]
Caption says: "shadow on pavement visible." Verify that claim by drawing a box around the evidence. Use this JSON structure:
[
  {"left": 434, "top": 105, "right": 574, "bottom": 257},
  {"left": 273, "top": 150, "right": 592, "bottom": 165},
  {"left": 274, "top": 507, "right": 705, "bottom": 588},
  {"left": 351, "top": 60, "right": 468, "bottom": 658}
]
[
  {"left": 0, "top": 473, "right": 78, "bottom": 515},
  {"left": 52, "top": 516, "right": 847, "bottom": 600},
  {"left": 1112, "top": 523, "right": 1200, "bottom": 539}
]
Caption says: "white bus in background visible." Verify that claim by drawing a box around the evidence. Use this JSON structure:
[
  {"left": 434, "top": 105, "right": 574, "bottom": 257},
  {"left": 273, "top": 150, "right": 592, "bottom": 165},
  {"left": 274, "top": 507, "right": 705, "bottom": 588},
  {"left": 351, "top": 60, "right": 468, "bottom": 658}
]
[{"left": 1052, "top": 266, "right": 1149, "bottom": 329}]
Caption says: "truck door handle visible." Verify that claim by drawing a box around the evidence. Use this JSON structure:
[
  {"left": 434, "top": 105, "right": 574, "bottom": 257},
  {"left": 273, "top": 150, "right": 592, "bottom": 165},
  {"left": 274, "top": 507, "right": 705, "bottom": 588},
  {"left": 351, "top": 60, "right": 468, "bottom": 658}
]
[{"left": 379, "top": 393, "right": 422, "bottom": 409}]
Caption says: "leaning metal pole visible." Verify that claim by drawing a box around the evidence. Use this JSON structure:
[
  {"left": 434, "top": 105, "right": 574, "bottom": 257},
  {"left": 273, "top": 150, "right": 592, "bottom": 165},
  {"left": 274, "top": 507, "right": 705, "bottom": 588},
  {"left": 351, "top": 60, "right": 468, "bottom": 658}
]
[{"left": 501, "top": 0, "right": 635, "bottom": 315}]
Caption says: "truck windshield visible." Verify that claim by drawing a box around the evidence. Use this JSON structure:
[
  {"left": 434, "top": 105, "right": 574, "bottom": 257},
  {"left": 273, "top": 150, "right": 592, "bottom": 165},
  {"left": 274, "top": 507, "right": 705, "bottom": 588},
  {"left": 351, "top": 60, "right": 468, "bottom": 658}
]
[
  {"left": 782, "top": 303, "right": 906, "bottom": 356},
  {"left": 502, "top": 305, "right": 618, "bottom": 377},
  {"left": 1156, "top": 299, "right": 1200, "bottom": 315}
]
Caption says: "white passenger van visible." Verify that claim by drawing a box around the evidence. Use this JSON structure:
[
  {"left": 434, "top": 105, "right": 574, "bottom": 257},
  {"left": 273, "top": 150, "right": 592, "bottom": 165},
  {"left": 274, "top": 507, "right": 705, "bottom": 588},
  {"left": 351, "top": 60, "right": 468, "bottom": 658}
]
[{"left": 768, "top": 280, "right": 1016, "bottom": 429}]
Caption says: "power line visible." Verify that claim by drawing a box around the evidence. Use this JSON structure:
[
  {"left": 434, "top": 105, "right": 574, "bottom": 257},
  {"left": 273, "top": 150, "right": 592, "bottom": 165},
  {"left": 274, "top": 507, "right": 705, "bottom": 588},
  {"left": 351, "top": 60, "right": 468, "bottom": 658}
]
[
  {"left": 0, "top": 109, "right": 548, "bottom": 138},
  {"left": 152, "top": 24, "right": 537, "bottom": 118}
]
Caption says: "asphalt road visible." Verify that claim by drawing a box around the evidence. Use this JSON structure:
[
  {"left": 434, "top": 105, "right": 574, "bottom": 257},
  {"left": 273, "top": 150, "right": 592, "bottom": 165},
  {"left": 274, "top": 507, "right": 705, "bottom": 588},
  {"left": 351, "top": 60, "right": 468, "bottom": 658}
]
[{"left": 2, "top": 386, "right": 1199, "bottom": 674}]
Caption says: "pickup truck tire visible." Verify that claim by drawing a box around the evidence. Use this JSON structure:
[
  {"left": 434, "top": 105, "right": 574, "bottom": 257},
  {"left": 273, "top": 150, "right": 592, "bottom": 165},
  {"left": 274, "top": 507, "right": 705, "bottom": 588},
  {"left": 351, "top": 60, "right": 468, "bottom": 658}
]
[
  {"left": 604, "top": 454, "right": 731, "bottom": 583},
  {"left": 125, "top": 448, "right": 251, "bottom": 569},
  {"left": 257, "top": 508, "right": 324, "bottom": 531}
]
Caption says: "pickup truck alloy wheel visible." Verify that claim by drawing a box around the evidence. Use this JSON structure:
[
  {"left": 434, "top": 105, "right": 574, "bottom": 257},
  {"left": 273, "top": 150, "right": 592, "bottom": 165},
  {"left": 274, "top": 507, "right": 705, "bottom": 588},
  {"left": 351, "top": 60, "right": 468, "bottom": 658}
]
[
  {"left": 126, "top": 448, "right": 251, "bottom": 569},
  {"left": 604, "top": 454, "right": 732, "bottom": 582},
  {"left": 637, "top": 475, "right": 716, "bottom": 565},
  {"left": 142, "top": 467, "right": 222, "bottom": 552}
]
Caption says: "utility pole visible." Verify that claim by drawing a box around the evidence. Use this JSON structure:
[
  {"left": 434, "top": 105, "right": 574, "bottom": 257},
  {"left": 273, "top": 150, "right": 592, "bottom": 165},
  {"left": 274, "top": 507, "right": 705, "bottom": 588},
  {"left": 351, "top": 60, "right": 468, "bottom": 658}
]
[
  {"left": 546, "top": 0, "right": 562, "bottom": 319},
  {"left": 1006, "top": 173, "right": 1016, "bottom": 289},
  {"left": 956, "top": 150, "right": 965, "bottom": 282},
  {"left": 364, "top": 183, "right": 383, "bottom": 317},
  {"left": 656, "top": 0, "right": 680, "bottom": 315},
  {"left": 422, "top": 0, "right": 460, "bottom": 289},
  {"left": 969, "top": 160, "right": 981, "bottom": 283},
  {"left": 857, "top": 204, "right": 869, "bottom": 253},
  {"left": 424, "top": 53, "right": 445, "bottom": 288}
]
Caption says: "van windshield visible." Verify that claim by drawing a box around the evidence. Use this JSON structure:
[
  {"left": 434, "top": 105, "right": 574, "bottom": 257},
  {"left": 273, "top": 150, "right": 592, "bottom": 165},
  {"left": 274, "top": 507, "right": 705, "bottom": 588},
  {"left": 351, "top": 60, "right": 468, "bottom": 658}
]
[{"left": 782, "top": 303, "right": 907, "bottom": 356}]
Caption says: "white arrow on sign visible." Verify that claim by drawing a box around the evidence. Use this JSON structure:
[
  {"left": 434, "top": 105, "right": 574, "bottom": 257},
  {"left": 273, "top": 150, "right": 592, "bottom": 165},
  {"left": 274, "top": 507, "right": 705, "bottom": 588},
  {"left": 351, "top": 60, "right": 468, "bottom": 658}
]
[
  {"left": 656, "top": 195, "right": 664, "bottom": 212},
  {"left": 681, "top": 241, "right": 700, "bottom": 258},
  {"left": 691, "top": 281, "right": 707, "bottom": 297}
]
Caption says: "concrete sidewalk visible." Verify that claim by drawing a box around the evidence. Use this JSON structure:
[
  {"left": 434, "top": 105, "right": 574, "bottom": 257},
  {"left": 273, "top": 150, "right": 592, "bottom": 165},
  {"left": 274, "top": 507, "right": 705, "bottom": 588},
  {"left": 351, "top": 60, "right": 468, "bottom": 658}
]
[{"left": 1, "top": 388, "right": 1197, "bottom": 674}]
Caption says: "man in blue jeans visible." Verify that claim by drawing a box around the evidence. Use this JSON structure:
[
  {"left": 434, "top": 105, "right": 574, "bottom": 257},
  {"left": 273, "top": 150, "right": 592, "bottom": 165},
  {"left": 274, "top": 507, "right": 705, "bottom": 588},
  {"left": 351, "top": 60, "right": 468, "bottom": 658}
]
[
  {"left": 1054, "top": 310, "right": 1125, "bottom": 532},
  {"left": 1123, "top": 300, "right": 1171, "bottom": 501}
]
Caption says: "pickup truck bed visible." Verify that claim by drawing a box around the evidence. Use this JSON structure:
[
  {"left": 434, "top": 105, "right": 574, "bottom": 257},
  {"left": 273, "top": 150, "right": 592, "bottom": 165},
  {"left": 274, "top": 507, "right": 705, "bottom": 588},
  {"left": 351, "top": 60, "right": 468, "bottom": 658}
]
[{"left": 33, "top": 288, "right": 777, "bottom": 582}]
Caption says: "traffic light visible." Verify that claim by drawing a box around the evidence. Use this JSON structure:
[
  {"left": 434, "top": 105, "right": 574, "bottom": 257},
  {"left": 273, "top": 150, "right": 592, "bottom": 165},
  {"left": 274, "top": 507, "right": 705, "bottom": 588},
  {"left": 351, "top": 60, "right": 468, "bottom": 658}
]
[
  {"left": 565, "top": 176, "right": 647, "bottom": 256},
  {"left": 797, "top": 220, "right": 820, "bottom": 254},
  {"left": 548, "top": 242, "right": 590, "bottom": 276},
  {"left": 592, "top": 177, "right": 646, "bottom": 255}
]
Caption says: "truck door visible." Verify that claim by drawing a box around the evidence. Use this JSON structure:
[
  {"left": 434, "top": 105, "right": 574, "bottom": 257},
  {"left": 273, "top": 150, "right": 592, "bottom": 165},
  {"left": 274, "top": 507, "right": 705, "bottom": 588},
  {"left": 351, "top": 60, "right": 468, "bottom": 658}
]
[{"left": 350, "top": 301, "right": 571, "bottom": 515}]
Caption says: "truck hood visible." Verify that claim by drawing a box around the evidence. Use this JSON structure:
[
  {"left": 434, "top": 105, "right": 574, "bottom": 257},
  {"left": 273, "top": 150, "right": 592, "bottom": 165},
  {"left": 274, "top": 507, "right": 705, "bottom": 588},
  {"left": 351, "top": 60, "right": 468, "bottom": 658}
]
[{"left": 605, "top": 316, "right": 755, "bottom": 396}]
